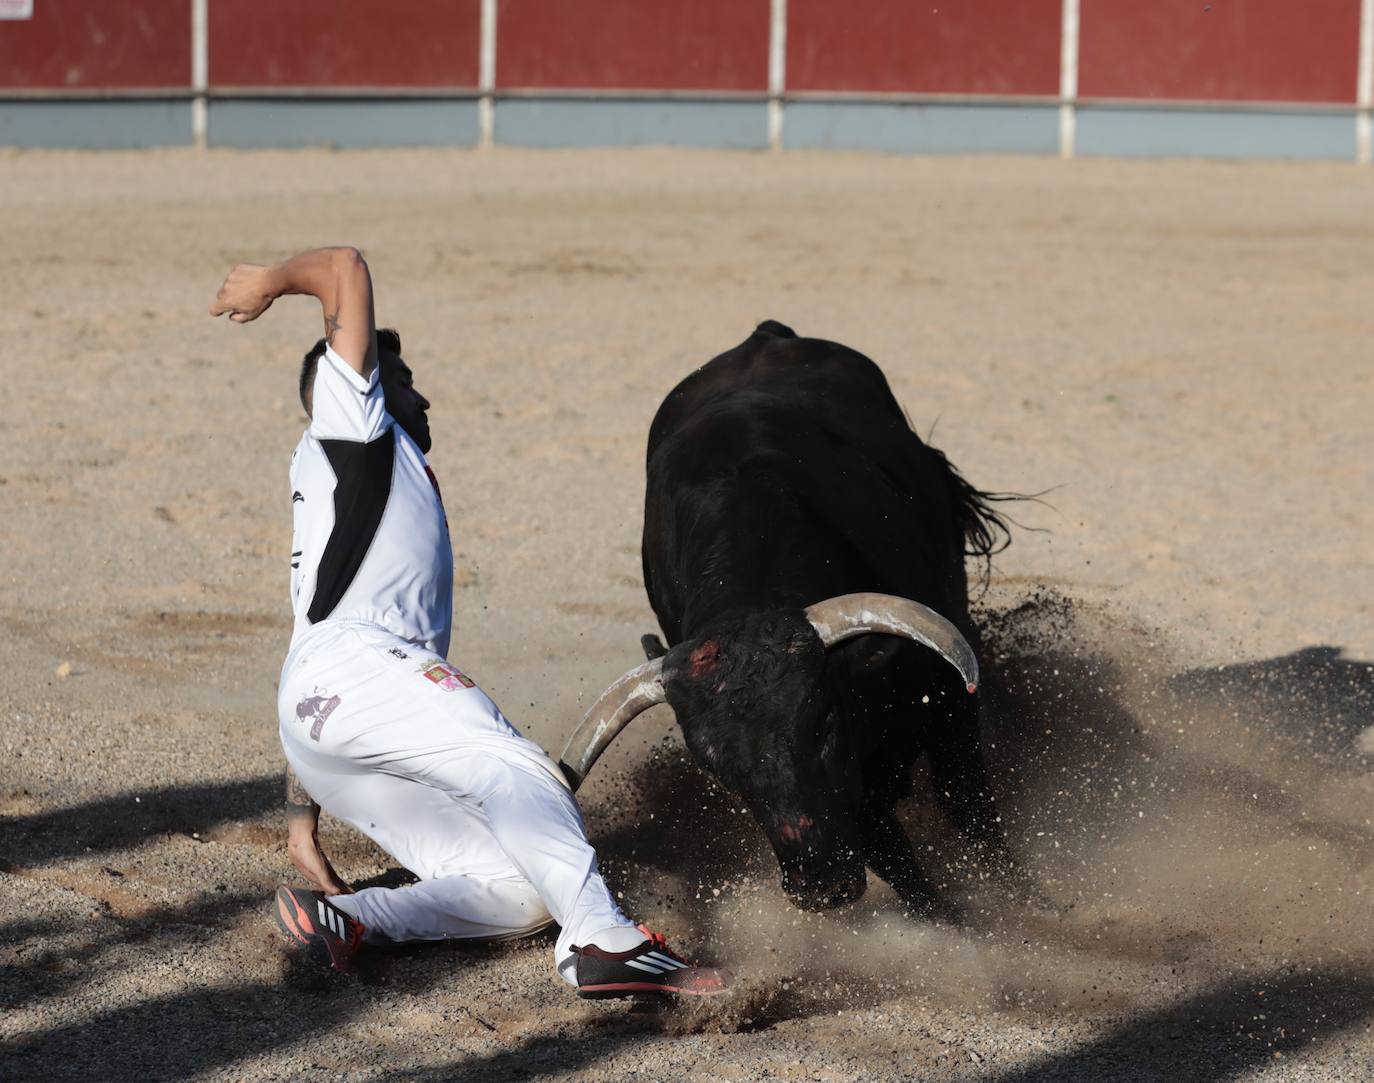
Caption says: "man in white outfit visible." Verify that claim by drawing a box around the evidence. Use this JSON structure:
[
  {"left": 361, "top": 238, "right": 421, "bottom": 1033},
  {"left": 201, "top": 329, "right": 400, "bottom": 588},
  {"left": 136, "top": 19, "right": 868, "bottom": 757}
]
[{"left": 209, "top": 246, "right": 729, "bottom": 999}]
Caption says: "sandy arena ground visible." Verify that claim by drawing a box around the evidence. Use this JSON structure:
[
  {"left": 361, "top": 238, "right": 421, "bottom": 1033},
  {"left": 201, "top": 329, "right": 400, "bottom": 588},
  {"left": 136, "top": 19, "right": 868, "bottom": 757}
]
[{"left": 1, "top": 147, "right": 1372, "bottom": 1081}]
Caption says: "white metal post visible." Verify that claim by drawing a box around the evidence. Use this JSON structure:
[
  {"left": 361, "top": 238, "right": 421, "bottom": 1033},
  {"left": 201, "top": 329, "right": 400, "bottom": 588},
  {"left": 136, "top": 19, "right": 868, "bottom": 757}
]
[
  {"left": 479, "top": 0, "right": 497, "bottom": 148},
  {"left": 1059, "top": 0, "right": 1079, "bottom": 159},
  {"left": 1358, "top": 0, "right": 1372, "bottom": 163},
  {"left": 768, "top": 0, "right": 787, "bottom": 151},
  {"left": 191, "top": 0, "right": 208, "bottom": 149}
]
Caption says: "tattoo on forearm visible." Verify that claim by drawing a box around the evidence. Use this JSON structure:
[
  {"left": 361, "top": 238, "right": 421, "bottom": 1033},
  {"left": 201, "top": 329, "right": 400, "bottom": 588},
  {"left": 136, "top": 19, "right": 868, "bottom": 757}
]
[
  {"left": 324, "top": 310, "right": 342, "bottom": 345},
  {"left": 285, "top": 767, "right": 317, "bottom": 818}
]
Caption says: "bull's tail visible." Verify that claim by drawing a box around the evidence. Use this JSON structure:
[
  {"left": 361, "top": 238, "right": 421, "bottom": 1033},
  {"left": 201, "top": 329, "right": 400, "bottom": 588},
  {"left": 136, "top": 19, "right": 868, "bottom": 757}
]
[
  {"left": 951, "top": 465, "right": 1015, "bottom": 561},
  {"left": 925, "top": 445, "right": 1018, "bottom": 585}
]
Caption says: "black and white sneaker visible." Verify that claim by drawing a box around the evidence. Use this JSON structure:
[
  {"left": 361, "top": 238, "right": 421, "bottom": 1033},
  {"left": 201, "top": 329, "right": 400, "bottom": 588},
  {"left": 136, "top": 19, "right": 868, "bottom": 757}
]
[{"left": 573, "top": 924, "right": 732, "bottom": 999}]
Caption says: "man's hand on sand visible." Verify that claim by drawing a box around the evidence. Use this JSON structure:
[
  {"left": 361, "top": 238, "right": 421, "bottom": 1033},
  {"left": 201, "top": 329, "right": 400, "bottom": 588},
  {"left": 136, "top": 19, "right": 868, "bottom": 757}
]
[
  {"left": 209, "top": 262, "right": 277, "bottom": 323},
  {"left": 286, "top": 823, "right": 353, "bottom": 897}
]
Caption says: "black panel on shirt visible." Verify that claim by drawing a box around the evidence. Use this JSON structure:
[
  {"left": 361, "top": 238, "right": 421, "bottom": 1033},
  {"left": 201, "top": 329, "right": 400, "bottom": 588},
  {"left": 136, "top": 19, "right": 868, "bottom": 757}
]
[{"left": 308, "top": 430, "right": 396, "bottom": 624}]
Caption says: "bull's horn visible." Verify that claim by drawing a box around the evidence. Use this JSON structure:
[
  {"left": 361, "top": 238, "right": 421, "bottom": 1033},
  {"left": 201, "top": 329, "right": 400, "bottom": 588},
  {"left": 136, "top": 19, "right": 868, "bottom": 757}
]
[
  {"left": 557, "top": 658, "right": 667, "bottom": 791},
  {"left": 804, "top": 592, "right": 979, "bottom": 693}
]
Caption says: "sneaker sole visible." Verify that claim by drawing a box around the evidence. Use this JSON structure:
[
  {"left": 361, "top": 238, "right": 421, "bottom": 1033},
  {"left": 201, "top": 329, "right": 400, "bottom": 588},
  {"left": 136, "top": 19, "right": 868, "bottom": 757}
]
[{"left": 576, "top": 980, "right": 731, "bottom": 1000}]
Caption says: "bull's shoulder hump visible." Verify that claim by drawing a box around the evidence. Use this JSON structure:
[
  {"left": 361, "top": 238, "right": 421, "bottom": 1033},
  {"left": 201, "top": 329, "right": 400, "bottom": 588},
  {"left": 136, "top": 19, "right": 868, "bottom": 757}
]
[
  {"left": 736, "top": 333, "right": 892, "bottom": 389},
  {"left": 672, "top": 337, "right": 889, "bottom": 405},
  {"left": 647, "top": 328, "right": 909, "bottom": 457}
]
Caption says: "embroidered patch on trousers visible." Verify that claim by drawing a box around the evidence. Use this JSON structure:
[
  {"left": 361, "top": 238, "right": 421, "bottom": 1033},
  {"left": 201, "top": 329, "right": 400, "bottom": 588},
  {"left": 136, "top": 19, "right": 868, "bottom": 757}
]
[
  {"left": 295, "top": 692, "right": 342, "bottom": 741},
  {"left": 420, "top": 662, "right": 475, "bottom": 691}
]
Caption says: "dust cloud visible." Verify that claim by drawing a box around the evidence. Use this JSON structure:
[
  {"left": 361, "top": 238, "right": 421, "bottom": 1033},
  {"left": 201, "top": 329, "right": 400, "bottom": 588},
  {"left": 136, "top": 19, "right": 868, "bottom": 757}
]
[{"left": 583, "top": 592, "right": 1374, "bottom": 1034}]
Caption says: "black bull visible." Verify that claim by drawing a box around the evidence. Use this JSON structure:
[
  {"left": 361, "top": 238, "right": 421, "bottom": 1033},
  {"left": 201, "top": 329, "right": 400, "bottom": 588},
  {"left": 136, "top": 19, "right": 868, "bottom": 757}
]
[{"left": 560, "top": 321, "right": 1026, "bottom": 915}]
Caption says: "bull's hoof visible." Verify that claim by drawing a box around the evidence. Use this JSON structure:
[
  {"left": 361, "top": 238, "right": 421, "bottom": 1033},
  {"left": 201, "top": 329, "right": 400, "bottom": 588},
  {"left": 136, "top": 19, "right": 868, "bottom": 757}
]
[
  {"left": 901, "top": 893, "right": 965, "bottom": 927},
  {"left": 784, "top": 875, "right": 868, "bottom": 913}
]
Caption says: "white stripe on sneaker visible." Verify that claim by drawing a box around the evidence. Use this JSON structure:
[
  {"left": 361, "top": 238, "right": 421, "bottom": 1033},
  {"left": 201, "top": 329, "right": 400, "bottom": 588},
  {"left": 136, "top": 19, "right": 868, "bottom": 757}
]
[
  {"left": 317, "top": 901, "right": 344, "bottom": 939},
  {"left": 646, "top": 951, "right": 687, "bottom": 969},
  {"left": 625, "top": 959, "right": 668, "bottom": 974}
]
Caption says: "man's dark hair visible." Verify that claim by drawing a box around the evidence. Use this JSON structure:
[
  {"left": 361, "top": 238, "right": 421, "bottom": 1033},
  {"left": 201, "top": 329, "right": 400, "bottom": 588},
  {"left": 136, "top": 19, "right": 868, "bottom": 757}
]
[{"left": 299, "top": 328, "right": 402, "bottom": 415}]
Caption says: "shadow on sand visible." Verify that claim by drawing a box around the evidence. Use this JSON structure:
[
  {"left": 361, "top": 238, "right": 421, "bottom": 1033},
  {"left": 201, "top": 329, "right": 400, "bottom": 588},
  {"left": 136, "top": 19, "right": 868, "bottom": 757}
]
[
  {"left": 1, "top": 775, "right": 282, "bottom": 867},
  {"left": 986, "top": 968, "right": 1374, "bottom": 1083}
]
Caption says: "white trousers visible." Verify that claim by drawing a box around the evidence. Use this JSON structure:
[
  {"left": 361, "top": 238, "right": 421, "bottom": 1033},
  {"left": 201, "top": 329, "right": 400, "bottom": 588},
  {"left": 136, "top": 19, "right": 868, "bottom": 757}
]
[{"left": 277, "top": 620, "right": 631, "bottom": 983}]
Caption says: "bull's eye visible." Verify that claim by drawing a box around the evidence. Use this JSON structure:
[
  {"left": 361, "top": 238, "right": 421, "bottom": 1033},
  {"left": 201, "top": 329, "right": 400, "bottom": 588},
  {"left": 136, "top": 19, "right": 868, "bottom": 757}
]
[{"left": 818, "top": 715, "right": 842, "bottom": 759}]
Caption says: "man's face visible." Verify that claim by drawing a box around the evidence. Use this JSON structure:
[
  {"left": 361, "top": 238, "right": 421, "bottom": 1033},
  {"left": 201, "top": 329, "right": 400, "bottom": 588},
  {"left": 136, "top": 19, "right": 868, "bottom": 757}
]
[{"left": 379, "top": 351, "right": 432, "bottom": 453}]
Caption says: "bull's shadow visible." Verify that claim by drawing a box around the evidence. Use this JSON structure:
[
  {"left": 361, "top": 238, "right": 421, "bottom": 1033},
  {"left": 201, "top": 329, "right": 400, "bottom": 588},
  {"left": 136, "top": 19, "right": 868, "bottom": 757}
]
[
  {"left": 1168, "top": 644, "right": 1374, "bottom": 765},
  {"left": 970, "top": 596, "right": 1374, "bottom": 904},
  {"left": 1159, "top": 644, "right": 1374, "bottom": 869}
]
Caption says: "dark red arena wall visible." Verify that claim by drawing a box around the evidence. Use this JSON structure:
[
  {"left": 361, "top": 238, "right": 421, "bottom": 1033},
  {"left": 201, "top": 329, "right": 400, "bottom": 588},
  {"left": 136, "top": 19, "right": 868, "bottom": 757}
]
[
  {"left": 0, "top": 0, "right": 189, "bottom": 89},
  {"left": 786, "top": 0, "right": 1061, "bottom": 96},
  {"left": 209, "top": 0, "right": 480, "bottom": 88},
  {"left": 1079, "top": 0, "right": 1361, "bottom": 104},
  {"left": 4, "top": 0, "right": 1367, "bottom": 114},
  {"left": 495, "top": 0, "right": 770, "bottom": 91}
]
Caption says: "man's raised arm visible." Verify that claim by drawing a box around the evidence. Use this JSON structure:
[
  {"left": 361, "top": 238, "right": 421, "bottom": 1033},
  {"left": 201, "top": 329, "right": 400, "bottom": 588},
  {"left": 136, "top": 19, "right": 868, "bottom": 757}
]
[{"left": 209, "top": 246, "right": 377, "bottom": 378}]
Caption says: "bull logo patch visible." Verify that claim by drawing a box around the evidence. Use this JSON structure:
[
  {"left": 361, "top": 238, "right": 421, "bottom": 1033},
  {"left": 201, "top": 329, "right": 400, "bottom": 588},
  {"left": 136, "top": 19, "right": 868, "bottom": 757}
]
[
  {"left": 420, "top": 662, "right": 474, "bottom": 691},
  {"left": 295, "top": 691, "right": 341, "bottom": 742}
]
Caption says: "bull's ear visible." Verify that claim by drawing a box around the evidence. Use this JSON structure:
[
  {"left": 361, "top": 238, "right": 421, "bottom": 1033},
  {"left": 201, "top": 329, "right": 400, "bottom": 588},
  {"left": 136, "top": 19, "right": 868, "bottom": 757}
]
[{"left": 641, "top": 633, "right": 668, "bottom": 661}]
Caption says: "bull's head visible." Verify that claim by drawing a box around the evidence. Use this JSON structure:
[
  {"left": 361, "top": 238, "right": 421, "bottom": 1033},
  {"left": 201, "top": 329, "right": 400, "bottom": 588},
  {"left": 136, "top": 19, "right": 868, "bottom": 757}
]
[{"left": 559, "top": 593, "right": 978, "bottom": 911}]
